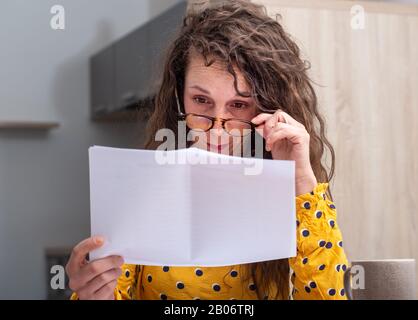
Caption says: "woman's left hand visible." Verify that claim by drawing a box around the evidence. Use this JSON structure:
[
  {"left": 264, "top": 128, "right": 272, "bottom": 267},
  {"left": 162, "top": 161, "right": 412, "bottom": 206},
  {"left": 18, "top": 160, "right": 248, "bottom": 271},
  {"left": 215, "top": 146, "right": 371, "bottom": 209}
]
[{"left": 251, "top": 110, "right": 318, "bottom": 196}]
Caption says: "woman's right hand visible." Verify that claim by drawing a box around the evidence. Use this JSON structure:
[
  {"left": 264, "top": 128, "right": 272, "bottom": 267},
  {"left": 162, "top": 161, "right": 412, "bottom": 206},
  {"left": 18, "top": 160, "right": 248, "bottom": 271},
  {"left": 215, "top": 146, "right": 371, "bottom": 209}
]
[{"left": 66, "top": 236, "right": 124, "bottom": 300}]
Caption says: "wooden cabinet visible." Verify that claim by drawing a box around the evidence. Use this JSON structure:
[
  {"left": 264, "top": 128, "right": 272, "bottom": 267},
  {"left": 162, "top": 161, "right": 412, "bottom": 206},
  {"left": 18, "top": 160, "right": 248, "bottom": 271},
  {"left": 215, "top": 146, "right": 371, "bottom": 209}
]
[
  {"left": 90, "top": 1, "right": 188, "bottom": 120},
  {"left": 114, "top": 22, "right": 151, "bottom": 110},
  {"left": 90, "top": 45, "right": 115, "bottom": 119}
]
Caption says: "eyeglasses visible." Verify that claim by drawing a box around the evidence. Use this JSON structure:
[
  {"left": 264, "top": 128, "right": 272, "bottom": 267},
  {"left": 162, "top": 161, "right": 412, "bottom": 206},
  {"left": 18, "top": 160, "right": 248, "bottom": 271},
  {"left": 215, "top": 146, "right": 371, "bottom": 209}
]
[
  {"left": 175, "top": 88, "right": 255, "bottom": 137},
  {"left": 179, "top": 113, "right": 255, "bottom": 137}
]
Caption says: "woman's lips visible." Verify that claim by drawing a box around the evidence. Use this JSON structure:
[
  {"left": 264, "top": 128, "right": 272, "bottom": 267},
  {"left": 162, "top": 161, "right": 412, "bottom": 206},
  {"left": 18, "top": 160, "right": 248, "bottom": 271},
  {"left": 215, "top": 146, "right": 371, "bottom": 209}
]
[{"left": 207, "top": 143, "right": 229, "bottom": 152}]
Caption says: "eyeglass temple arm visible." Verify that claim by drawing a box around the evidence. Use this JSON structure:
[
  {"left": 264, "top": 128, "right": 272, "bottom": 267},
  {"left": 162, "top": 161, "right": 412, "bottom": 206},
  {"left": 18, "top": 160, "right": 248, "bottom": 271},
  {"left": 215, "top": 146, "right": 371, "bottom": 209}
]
[{"left": 175, "top": 88, "right": 185, "bottom": 116}]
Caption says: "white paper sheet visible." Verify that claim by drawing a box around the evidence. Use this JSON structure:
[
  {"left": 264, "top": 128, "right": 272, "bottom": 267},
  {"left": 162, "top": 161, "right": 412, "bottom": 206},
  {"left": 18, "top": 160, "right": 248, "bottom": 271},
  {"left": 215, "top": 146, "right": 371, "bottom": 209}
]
[{"left": 89, "top": 146, "right": 296, "bottom": 266}]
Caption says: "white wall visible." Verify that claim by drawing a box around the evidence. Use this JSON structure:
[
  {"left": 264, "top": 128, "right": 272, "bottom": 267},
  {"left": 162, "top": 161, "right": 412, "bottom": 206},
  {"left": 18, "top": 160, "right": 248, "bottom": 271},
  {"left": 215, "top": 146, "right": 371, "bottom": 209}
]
[{"left": 0, "top": 0, "right": 182, "bottom": 299}]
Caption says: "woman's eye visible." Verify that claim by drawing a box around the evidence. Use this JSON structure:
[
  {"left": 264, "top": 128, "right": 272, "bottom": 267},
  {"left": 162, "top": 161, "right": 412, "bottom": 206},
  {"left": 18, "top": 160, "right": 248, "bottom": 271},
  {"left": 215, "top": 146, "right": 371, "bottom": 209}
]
[
  {"left": 231, "top": 102, "right": 248, "bottom": 109},
  {"left": 193, "top": 97, "right": 210, "bottom": 104}
]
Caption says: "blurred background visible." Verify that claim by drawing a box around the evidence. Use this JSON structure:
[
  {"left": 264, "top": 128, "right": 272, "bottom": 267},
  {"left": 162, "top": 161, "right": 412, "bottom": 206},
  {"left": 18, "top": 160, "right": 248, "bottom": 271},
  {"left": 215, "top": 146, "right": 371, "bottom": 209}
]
[{"left": 0, "top": 0, "right": 417, "bottom": 299}]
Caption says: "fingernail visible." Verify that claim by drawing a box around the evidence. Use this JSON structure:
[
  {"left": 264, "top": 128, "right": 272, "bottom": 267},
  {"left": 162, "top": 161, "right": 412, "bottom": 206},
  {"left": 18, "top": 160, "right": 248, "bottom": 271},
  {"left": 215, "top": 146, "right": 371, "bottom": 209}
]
[{"left": 95, "top": 236, "right": 104, "bottom": 244}]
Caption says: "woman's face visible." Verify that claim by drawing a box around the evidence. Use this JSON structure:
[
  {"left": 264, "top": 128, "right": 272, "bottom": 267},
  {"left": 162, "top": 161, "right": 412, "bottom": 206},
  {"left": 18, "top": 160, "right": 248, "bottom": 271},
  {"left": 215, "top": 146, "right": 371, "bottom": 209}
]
[{"left": 183, "top": 53, "right": 258, "bottom": 155}]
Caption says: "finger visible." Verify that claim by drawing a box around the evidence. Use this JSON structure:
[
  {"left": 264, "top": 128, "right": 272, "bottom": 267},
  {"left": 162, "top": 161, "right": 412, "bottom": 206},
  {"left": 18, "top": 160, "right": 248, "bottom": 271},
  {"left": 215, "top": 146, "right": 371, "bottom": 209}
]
[
  {"left": 78, "top": 268, "right": 122, "bottom": 297},
  {"left": 79, "top": 255, "right": 124, "bottom": 285},
  {"left": 255, "top": 122, "right": 283, "bottom": 140},
  {"left": 106, "top": 292, "right": 116, "bottom": 300},
  {"left": 66, "top": 236, "right": 104, "bottom": 276},
  {"left": 277, "top": 111, "right": 305, "bottom": 129},
  {"left": 252, "top": 111, "right": 301, "bottom": 141},
  {"left": 251, "top": 113, "right": 273, "bottom": 125},
  {"left": 254, "top": 109, "right": 305, "bottom": 129},
  {"left": 265, "top": 123, "right": 292, "bottom": 151},
  {"left": 266, "top": 125, "right": 306, "bottom": 150},
  {"left": 68, "top": 255, "right": 123, "bottom": 292},
  {"left": 264, "top": 111, "right": 281, "bottom": 138},
  {"left": 93, "top": 280, "right": 118, "bottom": 300},
  {"left": 88, "top": 268, "right": 122, "bottom": 294}
]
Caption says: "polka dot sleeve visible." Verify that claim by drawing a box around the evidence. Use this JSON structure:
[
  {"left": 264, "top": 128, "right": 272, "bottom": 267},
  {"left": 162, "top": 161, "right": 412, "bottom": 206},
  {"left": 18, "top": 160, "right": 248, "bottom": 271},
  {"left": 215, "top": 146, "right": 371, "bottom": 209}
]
[
  {"left": 115, "top": 264, "right": 139, "bottom": 300},
  {"left": 289, "top": 183, "right": 348, "bottom": 300}
]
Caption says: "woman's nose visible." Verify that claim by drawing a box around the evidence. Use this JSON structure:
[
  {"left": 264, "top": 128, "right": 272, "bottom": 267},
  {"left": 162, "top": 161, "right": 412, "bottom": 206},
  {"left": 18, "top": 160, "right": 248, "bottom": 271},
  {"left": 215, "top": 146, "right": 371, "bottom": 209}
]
[
  {"left": 212, "top": 118, "right": 222, "bottom": 128},
  {"left": 212, "top": 119, "right": 225, "bottom": 136}
]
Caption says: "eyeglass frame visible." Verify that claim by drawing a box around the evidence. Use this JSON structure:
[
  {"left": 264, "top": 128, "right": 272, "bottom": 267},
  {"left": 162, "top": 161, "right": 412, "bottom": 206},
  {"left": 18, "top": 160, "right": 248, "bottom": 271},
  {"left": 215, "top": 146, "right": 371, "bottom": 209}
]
[{"left": 174, "top": 87, "right": 257, "bottom": 136}]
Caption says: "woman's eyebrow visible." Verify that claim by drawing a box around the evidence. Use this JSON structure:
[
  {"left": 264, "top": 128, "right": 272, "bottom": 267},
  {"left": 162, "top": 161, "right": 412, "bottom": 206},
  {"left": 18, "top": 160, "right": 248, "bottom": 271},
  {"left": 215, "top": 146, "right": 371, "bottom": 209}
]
[
  {"left": 189, "top": 85, "right": 252, "bottom": 98},
  {"left": 189, "top": 85, "right": 211, "bottom": 95}
]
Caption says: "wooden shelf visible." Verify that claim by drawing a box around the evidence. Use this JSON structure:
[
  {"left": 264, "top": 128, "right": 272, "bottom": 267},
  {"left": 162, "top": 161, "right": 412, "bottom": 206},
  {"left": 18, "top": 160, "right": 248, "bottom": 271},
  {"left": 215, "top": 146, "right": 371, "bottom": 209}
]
[{"left": 0, "top": 121, "right": 60, "bottom": 130}]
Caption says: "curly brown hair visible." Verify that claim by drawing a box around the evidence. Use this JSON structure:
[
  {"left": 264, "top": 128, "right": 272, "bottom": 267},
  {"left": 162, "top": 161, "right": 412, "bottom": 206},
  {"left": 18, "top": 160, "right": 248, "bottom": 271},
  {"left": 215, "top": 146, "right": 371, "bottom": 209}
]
[{"left": 144, "top": 0, "right": 335, "bottom": 300}]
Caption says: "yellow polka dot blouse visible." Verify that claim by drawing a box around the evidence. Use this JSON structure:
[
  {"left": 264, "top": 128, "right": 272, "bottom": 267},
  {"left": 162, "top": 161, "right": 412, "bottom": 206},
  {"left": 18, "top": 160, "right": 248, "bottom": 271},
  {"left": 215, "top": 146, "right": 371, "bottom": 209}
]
[{"left": 71, "top": 183, "right": 348, "bottom": 300}]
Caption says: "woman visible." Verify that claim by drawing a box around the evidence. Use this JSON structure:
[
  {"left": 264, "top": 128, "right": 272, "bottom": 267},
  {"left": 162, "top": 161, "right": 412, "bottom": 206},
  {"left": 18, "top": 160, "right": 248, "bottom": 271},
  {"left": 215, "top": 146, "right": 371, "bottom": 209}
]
[{"left": 67, "top": 0, "right": 348, "bottom": 300}]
